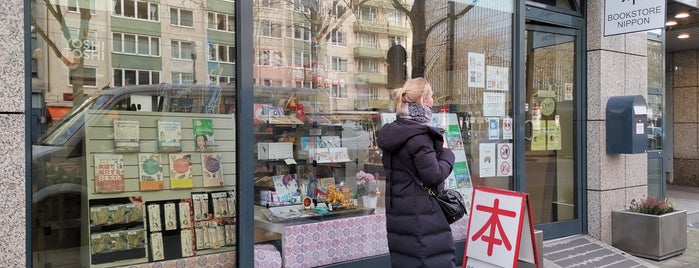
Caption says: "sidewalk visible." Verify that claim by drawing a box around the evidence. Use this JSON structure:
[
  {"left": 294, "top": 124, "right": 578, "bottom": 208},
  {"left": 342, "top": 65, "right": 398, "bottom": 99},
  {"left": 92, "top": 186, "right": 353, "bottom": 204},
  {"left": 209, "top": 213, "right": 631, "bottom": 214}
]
[
  {"left": 541, "top": 184, "right": 699, "bottom": 268},
  {"left": 643, "top": 184, "right": 699, "bottom": 268}
]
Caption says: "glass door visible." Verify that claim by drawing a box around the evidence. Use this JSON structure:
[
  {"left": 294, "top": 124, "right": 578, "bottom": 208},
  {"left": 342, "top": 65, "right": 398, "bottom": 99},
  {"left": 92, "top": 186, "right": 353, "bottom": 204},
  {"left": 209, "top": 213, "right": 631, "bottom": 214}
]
[{"left": 523, "top": 24, "right": 583, "bottom": 238}]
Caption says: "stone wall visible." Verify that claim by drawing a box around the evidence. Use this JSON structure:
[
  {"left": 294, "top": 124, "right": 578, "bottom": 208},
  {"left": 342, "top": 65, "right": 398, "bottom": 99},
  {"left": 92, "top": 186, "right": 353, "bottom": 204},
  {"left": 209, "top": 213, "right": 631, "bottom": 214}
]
[
  {"left": 0, "top": 0, "right": 27, "bottom": 266},
  {"left": 673, "top": 50, "right": 699, "bottom": 186},
  {"left": 586, "top": 0, "right": 648, "bottom": 244}
]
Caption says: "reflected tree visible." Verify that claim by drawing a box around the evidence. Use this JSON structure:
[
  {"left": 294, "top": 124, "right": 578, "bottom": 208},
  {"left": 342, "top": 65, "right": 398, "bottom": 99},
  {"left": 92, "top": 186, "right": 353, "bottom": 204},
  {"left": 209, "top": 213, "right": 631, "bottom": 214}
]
[
  {"left": 389, "top": 0, "right": 473, "bottom": 78},
  {"left": 32, "top": 0, "right": 92, "bottom": 105}
]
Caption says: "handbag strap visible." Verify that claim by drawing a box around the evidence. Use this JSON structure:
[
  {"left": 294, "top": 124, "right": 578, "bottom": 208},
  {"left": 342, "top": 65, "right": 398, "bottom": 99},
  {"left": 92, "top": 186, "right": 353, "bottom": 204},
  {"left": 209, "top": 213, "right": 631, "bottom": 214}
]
[{"left": 399, "top": 161, "right": 437, "bottom": 197}]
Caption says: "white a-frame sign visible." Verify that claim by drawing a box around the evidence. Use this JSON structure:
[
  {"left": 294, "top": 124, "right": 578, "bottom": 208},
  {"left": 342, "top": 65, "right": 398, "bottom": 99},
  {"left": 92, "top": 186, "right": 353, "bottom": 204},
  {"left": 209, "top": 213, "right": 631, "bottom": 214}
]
[{"left": 462, "top": 186, "right": 540, "bottom": 268}]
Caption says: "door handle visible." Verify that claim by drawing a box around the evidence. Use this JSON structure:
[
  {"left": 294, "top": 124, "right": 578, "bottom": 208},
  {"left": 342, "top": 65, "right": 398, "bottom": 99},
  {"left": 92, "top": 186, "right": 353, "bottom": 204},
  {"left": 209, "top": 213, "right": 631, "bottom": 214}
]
[{"left": 524, "top": 120, "right": 533, "bottom": 141}]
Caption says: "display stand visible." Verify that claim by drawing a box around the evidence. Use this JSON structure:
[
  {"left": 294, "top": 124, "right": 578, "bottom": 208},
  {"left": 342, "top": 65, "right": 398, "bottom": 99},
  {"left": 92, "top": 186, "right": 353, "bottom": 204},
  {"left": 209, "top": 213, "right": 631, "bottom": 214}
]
[{"left": 83, "top": 110, "right": 237, "bottom": 267}]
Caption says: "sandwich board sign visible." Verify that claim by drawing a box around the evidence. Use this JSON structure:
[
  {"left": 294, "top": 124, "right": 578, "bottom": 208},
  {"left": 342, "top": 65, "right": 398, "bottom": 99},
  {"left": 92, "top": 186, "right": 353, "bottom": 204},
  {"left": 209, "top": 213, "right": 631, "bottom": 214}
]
[{"left": 462, "top": 186, "right": 539, "bottom": 268}]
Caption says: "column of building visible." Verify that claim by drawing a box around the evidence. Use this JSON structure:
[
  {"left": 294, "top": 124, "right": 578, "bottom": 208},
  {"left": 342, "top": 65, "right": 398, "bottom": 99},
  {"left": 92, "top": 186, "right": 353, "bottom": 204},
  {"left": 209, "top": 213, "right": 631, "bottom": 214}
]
[
  {"left": 586, "top": 1, "right": 649, "bottom": 243},
  {"left": 0, "top": 0, "right": 27, "bottom": 265}
]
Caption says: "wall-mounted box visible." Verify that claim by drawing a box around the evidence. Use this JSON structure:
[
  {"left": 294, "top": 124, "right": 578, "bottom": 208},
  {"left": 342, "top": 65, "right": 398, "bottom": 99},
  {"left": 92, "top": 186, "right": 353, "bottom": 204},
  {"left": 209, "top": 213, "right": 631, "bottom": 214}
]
[{"left": 606, "top": 95, "right": 647, "bottom": 154}]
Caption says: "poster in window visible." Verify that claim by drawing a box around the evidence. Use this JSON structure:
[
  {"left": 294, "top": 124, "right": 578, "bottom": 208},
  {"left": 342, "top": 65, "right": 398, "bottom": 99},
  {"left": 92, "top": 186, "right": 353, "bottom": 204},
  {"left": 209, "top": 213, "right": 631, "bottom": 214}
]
[
  {"left": 169, "top": 153, "right": 193, "bottom": 189},
  {"left": 478, "top": 143, "right": 496, "bottom": 178},
  {"left": 201, "top": 153, "right": 224, "bottom": 187},
  {"left": 94, "top": 154, "right": 125, "bottom": 193},
  {"left": 531, "top": 120, "right": 547, "bottom": 151},
  {"left": 113, "top": 120, "right": 140, "bottom": 153},
  {"left": 138, "top": 153, "right": 164, "bottom": 191},
  {"left": 157, "top": 120, "right": 183, "bottom": 152},
  {"left": 547, "top": 120, "right": 562, "bottom": 151},
  {"left": 468, "top": 52, "right": 485, "bottom": 88}
]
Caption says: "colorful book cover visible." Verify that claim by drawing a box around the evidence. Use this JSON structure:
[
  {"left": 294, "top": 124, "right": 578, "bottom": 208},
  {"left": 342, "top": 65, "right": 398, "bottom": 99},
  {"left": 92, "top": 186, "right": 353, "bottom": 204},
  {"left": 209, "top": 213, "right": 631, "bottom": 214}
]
[
  {"left": 157, "top": 120, "right": 183, "bottom": 152},
  {"left": 271, "top": 174, "right": 300, "bottom": 202},
  {"left": 201, "top": 153, "right": 224, "bottom": 187},
  {"left": 453, "top": 161, "right": 472, "bottom": 189},
  {"left": 192, "top": 119, "right": 216, "bottom": 152},
  {"left": 138, "top": 154, "right": 164, "bottom": 191},
  {"left": 169, "top": 153, "right": 194, "bottom": 189},
  {"left": 318, "top": 136, "right": 341, "bottom": 148},
  {"left": 316, "top": 177, "right": 335, "bottom": 195},
  {"left": 94, "top": 154, "right": 125, "bottom": 193},
  {"left": 168, "top": 98, "right": 193, "bottom": 113},
  {"left": 113, "top": 120, "right": 140, "bottom": 152}
]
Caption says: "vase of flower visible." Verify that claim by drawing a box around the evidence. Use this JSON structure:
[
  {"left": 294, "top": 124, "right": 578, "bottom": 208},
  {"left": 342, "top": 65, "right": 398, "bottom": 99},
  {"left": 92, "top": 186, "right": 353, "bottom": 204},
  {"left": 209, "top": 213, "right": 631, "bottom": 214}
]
[
  {"left": 355, "top": 171, "right": 379, "bottom": 208},
  {"left": 362, "top": 195, "right": 378, "bottom": 208}
]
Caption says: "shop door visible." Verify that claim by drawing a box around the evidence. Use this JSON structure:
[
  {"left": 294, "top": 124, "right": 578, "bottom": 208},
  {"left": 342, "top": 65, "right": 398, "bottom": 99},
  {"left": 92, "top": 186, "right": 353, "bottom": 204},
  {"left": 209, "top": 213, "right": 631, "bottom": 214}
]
[{"left": 523, "top": 25, "right": 583, "bottom": 238}]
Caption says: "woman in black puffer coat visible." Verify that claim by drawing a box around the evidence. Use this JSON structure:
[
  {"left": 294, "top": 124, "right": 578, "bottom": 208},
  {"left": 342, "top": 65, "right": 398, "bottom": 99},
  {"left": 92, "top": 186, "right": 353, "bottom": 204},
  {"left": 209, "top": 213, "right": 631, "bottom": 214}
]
[{"left": 377, "top": 78, "right": 456, "bottom": 268}]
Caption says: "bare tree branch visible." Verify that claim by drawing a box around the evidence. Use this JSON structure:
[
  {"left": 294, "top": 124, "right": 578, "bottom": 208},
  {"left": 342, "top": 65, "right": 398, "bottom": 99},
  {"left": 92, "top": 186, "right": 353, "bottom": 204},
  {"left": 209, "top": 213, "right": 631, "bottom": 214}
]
[
  {"left": 32, "top": 19, "right": 76, "bottom": 68},
  {"left": 427, "top": 5, "right": 473, "bottom": 36}
]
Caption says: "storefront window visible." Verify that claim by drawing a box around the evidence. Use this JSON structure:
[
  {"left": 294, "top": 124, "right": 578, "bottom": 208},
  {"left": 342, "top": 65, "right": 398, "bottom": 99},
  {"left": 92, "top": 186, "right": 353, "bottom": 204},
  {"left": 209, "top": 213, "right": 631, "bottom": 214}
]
[
  {"left": 31, "top": 1, "right": 237, "bottom": 267},
  {"left": 252, "top": 0, "right": 513, "bottom": 266}
]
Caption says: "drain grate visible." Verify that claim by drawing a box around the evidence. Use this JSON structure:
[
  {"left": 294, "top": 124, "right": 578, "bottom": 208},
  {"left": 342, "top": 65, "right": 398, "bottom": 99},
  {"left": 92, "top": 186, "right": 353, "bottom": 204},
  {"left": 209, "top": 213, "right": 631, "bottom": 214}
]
[{"left": 542, "top": 236, "right": 655, "bottom": 268}]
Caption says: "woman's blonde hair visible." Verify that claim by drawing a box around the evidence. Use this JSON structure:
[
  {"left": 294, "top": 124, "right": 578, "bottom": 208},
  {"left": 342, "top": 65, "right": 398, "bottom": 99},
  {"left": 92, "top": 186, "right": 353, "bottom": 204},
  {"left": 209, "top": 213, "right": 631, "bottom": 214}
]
[{"left": 393, "top": 78, "right": 433, "bottom": 116}]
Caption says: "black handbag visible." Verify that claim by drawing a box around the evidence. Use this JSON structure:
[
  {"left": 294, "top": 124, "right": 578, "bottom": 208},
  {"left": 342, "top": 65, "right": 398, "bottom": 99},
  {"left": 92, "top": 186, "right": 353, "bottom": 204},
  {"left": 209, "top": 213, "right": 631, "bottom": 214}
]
[{"left": 401, "top": 162, "right": 467, "bottom": 224}]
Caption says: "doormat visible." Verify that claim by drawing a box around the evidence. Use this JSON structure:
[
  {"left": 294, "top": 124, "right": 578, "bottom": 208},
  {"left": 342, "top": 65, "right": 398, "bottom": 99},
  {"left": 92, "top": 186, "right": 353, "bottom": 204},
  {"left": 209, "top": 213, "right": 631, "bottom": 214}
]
[{"left": 542, "top": 235, "right": 656, "bottom": 268}]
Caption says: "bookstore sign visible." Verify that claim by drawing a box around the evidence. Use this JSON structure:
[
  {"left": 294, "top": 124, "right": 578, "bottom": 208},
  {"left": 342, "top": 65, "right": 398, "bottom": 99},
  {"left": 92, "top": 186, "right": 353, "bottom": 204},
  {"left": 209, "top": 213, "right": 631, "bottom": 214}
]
[{"left": 604, "top": 0, "right": 666, "bottom": 36}]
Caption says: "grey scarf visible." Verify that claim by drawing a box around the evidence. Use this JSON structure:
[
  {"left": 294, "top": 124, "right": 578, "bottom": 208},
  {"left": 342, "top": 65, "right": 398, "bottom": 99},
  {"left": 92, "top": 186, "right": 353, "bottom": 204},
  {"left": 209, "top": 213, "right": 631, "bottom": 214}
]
[{"left": 399, "top": 102, "right": 432, "bottom": 125}]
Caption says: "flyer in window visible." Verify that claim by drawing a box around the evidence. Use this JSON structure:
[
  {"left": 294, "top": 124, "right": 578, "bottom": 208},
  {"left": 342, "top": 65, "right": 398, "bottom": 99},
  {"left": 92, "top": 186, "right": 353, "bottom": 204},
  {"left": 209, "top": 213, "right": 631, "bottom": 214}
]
[
  {"left": 113, "top": 120, "right": 140, "bottom": 153},
  {"left": 138, "top": 154, "right": 164, "bottom": 191},
  {"left": 93, "top": 154, "right": 125, "bottom": 193},
  {"left": 201, "top": 154, "right": 224, "bottom": 187},
  {"left": 169, "top": 153, "right": 194, "bottom": 189},
  {"left": 192, "top": 119, "right": 216, "bottom": 152},
  {"left": 157, "top": 120, "right": 182, "bottom": 152}
]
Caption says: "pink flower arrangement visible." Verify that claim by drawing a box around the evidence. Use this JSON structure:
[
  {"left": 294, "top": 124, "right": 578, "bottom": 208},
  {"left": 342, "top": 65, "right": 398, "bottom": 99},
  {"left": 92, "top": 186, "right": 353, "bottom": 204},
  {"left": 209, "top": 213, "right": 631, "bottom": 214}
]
[{"left": 355, "top": 171, "right": 378, "bottom": 197}]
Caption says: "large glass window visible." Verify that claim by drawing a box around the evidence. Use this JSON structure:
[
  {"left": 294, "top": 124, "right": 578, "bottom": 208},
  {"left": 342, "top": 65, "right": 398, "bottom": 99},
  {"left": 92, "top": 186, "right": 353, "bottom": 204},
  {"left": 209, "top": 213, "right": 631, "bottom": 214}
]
[
  {"left": 252, "top": 1, "right": 514, "bottom": 266},
  {"left": 31, "top": 1, "right": 237, "bottom": 267}
]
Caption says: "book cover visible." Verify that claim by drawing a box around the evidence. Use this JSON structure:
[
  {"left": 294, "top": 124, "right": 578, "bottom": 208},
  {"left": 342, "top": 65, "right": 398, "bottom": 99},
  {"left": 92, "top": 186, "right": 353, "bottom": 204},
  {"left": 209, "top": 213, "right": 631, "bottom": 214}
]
[
  {"left": 201, "top": 153, "right": 224, "bottom": 187},
  {"left": 94, "top": 154, "right": 125, "bottom": 193},
  {"left": 169, "top": 153, "right": 194, "bottom": 189},
  {"left": 157, "top": 120, "right": 183, "bottom": 152},
  {"left": 113, "top": 120, "right": 140, "bottom": 152},
  {"left": 168, "top": 98, "right": 193, "bottom": 113},
  {"left": 192, "top": 119, "right": 216, "bottom": 152},
  {"left": 316, "top": 177, "right": 335, "bottom": 196},
  {"left": 318, "top": 136, "right": 341, "bottom": 148},
  {"left": 138, "top": 154, "right": 164, "bottom": 191},
  {"left": 271, "top": 174, "right": 300, "bottom": 202}
]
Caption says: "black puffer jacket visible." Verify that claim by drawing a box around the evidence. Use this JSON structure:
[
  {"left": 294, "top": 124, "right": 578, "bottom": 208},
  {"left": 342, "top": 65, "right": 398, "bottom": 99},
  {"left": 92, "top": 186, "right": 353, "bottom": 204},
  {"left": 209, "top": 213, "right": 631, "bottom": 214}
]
[{"left": 377, "top": 118, "right": 456, "bottom": 268}]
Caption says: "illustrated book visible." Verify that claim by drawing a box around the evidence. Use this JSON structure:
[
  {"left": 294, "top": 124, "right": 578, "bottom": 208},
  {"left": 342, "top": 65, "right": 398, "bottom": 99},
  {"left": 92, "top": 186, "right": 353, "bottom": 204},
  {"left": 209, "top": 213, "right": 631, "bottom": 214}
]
[
  {"left": 169, "top": 153, "right": 194, "bottom": 189},
  {"left": 94, "top": 154, "right": 125, "bottom": 193},
  {"left": 138, "top": 154, "right": 164, "bottom": 190},
  {"left": 113, "top": 120, "right": 140, "bottom": 152},
  {"left": 157, "top": 120, "right": 182, "bottom": 152}
]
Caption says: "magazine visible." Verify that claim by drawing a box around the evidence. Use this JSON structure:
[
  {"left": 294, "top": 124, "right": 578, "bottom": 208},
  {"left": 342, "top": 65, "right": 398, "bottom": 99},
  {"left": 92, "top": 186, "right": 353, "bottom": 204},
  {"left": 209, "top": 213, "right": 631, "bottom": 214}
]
[
  {"left": 201, "top": 153, "right": 224, "bottom": 187},
  {"left": 113, "top": 120, "right": 140, "bottom": 152},
  {"left": 192, "top": 119, "right": 216, "bottom": 152},
  {"left": 138, "top": 154, "right": 164, "bottom": 191},
  {"left": 169, "top": 153, "right": 194, "bottom": 189},
  {"left": 157, "top": 120, "right": 183, "bottom": 152},
  {"left": 94, "top": 154, "right": 125, "bottom": 193}
]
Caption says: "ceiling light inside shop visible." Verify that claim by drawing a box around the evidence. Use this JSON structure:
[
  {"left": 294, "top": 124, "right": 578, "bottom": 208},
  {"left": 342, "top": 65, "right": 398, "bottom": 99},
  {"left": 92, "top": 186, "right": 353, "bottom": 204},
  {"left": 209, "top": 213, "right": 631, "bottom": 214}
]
[
  {"left": 678, "top": 33, "right": 690, "bottom": 39},
  {"left": 666, "top": 20, "right": 678, "bottom": 26},
  {"left": 675, "top": 12, "right": 690, "bottom": 18}
]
